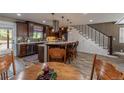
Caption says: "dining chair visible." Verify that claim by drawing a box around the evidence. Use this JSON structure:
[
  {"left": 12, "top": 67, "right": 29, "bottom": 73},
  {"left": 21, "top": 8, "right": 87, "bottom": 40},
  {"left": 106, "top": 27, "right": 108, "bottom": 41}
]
[
  {"left": 4, "top": 49, "right": 16, "bottom": 76},
  {"left": 0, "top": 49, "right": 16, "bottom": 80},
  {"left": 0, "top": 56, "right": 8, "bottom": 80},
  {"left": 90, "top": 54, "right": 124, "bottom": 80},
  {"left": 90, "top": 54, "right": 97, "bottom": 80}
]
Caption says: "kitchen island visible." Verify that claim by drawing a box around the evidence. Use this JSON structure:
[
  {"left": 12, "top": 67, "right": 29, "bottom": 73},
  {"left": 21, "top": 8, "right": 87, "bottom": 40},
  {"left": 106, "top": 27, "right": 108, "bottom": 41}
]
[{"left": 38, "top": 41, "right": 78, "bottom": 63}]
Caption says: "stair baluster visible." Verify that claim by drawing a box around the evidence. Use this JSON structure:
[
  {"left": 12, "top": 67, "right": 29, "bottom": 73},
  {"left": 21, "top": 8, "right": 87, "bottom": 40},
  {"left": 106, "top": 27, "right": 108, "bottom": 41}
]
[{"left": 71, "top": 25, "right": 113, "bottom": 55}]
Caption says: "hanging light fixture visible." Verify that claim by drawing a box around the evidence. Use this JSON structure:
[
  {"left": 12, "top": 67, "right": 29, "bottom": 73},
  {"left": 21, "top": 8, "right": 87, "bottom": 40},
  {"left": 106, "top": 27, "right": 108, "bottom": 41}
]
[
  {"left": 67, "top": 19, "right": 70, "bottom": 27},
  {"left": 51, "top": 13, "right": 55, "bottom": 32},
  {"left": 61, "top": 16, "right": 64, "bottom": 30},
  {"left": 67, "top": 19, "right": 70, "bottom": 31},
  {"left": 51, "top": 13, "right": 59, "bottom": 32},
  {"left": 67, "top": 21, "right": 72, "bottom": 31}
]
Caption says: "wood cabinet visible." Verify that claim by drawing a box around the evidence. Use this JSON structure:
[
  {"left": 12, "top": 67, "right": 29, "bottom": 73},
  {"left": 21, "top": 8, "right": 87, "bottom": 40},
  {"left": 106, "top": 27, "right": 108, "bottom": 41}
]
[
  {"left": 16, "top": 21, "right": 49, "bottom": 57},
  {"left": 28, "top": 22, "right": 34, "bottom": 37},
  {"left": 16, "top": 21, "right": 48, "bottom": 40},
  {"left": 17, "top": 22, "right": 28, "bottom": 37},
  {"left": 28, "top": 22, "right": 45, "bottom": 38},
  {"left": 38, "top": 45, "right": 45, "bottom": 63},
  {"left": 17, "top": 42, "right": 44, "bottom": 57},
  {"left": 18, "top": 44, "right": 27, "bottom": 57}
]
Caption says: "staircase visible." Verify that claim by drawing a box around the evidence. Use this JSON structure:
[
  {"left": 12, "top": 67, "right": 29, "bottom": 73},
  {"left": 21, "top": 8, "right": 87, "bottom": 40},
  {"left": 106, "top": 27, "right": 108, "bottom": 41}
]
[{"left": 71, "top": 25, "right": 113, "bottom": 55}]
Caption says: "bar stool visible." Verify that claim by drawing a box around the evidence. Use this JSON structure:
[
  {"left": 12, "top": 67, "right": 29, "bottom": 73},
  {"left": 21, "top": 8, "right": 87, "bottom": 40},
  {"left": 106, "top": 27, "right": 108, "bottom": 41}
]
[
  {"left": 74, "top": 41, "right": 79, "bottom": 58},
  {"left": 66, "top": 42, "right": 74, "bottom": 63},
  {"left": 48, "top": 48, "right": 66, "bottom": 63}
]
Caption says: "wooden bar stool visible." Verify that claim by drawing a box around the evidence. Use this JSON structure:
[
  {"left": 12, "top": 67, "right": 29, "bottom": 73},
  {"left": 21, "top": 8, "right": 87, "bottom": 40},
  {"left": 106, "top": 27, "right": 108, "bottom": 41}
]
[{"left": 48, "top": 47, "right": 66, "bottom": 63}]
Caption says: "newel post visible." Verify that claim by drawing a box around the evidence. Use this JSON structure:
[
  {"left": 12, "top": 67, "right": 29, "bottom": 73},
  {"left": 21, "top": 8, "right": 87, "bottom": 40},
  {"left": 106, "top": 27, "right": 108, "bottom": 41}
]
[{"left": 109, "top": 36, "right": 113, "bottom": 55}]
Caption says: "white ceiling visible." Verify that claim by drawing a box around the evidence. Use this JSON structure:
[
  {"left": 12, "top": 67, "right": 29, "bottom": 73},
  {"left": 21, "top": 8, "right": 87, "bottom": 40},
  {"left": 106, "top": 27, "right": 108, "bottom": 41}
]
[{"left": 0, "top": 13, "right": 124, "bottom": 26}]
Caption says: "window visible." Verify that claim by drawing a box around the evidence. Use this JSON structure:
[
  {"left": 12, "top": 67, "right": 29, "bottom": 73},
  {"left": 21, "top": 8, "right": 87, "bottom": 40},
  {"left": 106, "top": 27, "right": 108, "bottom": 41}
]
[
  {"left": 33, "top": 32, "right": 43, "bottom": 39},
  {"left": 32, "top": 25, "right": 43, "bottom": 40},
  {"left": 119, "top": 27, "right": 124, "bottom": 43},
  {"left": 0, "top": 28, "right": 13, "bottom": 50}
]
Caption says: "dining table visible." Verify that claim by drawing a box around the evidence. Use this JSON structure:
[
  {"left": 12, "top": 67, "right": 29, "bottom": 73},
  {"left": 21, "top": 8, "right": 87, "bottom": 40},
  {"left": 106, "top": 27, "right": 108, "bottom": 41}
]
[{"left": 14, "top": 62, "right": 83, "bottom": 80}]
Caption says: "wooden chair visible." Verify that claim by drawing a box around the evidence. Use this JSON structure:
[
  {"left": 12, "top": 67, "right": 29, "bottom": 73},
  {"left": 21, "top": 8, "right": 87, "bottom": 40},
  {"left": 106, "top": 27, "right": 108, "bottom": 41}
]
[
  {"left": 0, "top": 57, "right": 7, "bottom": 80},
  {"left": 0, "top": 49, "right": 16, "bottom": 80},
  {"left": 90, "top": 54, "right": 124, "bottom": 80},
  {"left": 90, "top": 54, "right": 97, "bottom": 80},
  {"left": 4, "top": 49, "right": 16, "bottom": 76},
  {"left": 73, "top": 41, "right": 79, "bottom": 58},
  {"left": 66, "top": 41, "right": 79, "bottom": 63},
  {"left": 66, "top": 43, "right": 73, "bottom": 63},
  {"left": 48, "top": 48, "right": 66, "bottom": 63}
]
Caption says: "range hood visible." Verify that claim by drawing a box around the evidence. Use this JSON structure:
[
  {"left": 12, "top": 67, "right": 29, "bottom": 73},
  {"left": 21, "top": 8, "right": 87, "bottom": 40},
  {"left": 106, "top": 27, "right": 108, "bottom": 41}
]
[{"left": 52, "top": 20, "right": 59, "bottom": 32}]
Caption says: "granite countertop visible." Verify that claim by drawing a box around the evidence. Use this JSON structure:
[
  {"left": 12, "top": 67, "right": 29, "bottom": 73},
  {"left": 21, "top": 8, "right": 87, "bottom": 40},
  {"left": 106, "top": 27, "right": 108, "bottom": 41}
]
[
  {"left": 38, "top": 41, "right": 77, "bottom": 46},
  {"left": 18, "top": 40, "right": 78, "bottom": 46},
  {"left": 17, "top": 41, "right": 47, "bottom": 45},
  {"left": 46, "top": 41, "right": 77, "bottom": 45}
]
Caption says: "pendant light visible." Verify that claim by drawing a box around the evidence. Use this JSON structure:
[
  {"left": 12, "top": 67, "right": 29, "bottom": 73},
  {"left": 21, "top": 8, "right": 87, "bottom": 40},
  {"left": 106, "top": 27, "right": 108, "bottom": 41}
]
[
  {"left": 67, "top": 21, "right": 72, "bottom": 31},
  {"left": 51, "top": 13, "right": 55, "bottom": 32},
  {"left": 61, "top": 16, "right": 64, "bottom": 30},
  {"left": 67, "top": 19, "right": 70, "bottom": 31},
  {"left": 67, "top": 19, "right": 70, "bottom": 27}
]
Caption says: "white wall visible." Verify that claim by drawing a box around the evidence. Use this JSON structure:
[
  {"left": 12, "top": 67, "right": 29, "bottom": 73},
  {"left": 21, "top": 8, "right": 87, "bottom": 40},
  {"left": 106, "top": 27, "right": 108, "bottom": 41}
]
[{"left": 68, "top": 28, "right": 108, "bottom": 56}]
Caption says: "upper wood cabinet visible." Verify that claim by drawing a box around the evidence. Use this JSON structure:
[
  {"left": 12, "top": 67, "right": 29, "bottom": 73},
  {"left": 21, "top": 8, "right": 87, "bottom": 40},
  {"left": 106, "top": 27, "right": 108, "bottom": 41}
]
[
  {"left": 16, "top": 22, "right": 28, "bottom": 37},
  {"left": 16, "top": 21, "right": 49, "bottom": 40},
  {"left": 28, "top": 22, "right": 34, "bottom": 37},
  {"left": 28, "top": 22, "right": 45, "bottom": 37}
]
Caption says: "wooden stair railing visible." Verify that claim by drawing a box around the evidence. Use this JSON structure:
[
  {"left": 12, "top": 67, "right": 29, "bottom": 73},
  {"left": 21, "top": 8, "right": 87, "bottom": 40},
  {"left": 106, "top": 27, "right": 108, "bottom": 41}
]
[{"left": 72, "top": 25, "right": 113, "bottom": 55}]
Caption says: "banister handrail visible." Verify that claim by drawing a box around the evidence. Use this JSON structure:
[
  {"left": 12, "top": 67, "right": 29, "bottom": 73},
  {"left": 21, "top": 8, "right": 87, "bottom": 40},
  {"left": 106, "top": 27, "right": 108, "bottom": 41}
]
[
  {"left": 87, "top": 25, "right": 109, "bottom": 37},
  {"left": 71, "top": 25, "right": 113, "bottom": 55}
]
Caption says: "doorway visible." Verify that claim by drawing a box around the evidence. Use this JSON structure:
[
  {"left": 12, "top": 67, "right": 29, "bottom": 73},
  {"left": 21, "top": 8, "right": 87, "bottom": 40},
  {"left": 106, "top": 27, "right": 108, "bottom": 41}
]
[{"left": 0, "top": 28, "right": 14, "bottom": 52}]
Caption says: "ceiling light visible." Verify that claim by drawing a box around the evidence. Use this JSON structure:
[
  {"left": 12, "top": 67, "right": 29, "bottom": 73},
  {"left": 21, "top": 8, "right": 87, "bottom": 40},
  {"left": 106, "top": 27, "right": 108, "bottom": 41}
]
[
  {"left": 17, "top": 13, "right": 21, "bottom": 16},
  {"left": 89, "top": 20, "right": 93, "bottom": 22},
  {"left": 83, "top": 13, "right": 88, "bottom": 15},
  {"left": 42, "top": 20, "right": 46, "bottom": 23}
]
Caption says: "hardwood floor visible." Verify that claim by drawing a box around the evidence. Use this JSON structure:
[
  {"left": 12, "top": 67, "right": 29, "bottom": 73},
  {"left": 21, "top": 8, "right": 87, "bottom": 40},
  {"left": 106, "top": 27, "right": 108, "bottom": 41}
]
[{"left": 8, "top": 52, "right": 124, "bottom": 80}]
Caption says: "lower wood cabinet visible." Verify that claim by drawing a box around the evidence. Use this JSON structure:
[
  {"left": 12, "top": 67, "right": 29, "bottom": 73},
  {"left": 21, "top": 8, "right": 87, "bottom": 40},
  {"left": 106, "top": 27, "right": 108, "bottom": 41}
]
[
  {"left": 17, "top": 43, "right": 43, "bottom": 57},
  {"left": 18, "top": 44, "right": 27, "bottom": 57},
  {"left": 38, "top": 45, "right": 44, "bottom": 63}
]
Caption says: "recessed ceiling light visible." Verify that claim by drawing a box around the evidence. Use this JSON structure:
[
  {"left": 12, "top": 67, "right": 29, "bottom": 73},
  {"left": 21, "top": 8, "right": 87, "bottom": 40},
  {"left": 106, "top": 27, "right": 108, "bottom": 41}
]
[
  {"left": 17, "top": 13, "right": 21, "bottom": 16},
  {"left": 83, "top": 13, "right": 88, "bottom": 15},
  {"left": 42, "top": 20, "right": 46, "bottom": 23},
  {"left": 89, "top": 20, "right": 93, "bottom": 22}
]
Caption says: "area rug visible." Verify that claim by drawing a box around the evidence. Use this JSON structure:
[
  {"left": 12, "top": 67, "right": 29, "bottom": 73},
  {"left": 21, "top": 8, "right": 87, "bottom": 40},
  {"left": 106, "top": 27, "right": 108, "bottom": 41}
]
[
  {"left": 23, "top": 54, "right": 40, "bottom": 67},
  {"left": 23, "top": 54, "right": 38, "bottom": 62}
]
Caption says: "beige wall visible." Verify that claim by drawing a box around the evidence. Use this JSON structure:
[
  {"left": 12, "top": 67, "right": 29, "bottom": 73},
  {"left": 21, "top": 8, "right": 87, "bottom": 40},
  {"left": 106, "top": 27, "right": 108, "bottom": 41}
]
[{"left": 89, "top": 22, "right": 124, "bottom": 52}]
